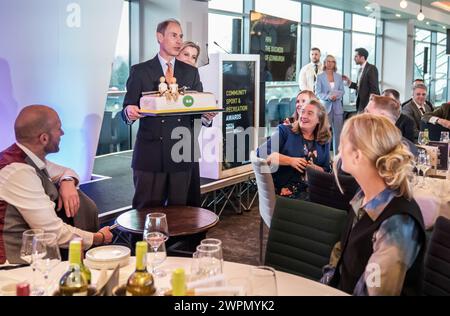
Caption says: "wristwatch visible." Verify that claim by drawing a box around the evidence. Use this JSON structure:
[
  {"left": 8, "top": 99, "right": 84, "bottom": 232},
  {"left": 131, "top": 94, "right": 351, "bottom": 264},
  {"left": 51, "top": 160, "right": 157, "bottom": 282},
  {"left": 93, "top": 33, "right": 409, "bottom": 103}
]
[{"left": 60, "top": 176, "right": 74, "bottom": 183}]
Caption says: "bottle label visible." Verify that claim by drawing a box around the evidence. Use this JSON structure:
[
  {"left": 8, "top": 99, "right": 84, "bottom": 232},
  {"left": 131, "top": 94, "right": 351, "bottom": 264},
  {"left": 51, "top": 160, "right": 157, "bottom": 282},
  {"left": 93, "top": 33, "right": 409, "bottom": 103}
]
[{"left": 72, "top": 291, "right": 88, "bottom": 296}]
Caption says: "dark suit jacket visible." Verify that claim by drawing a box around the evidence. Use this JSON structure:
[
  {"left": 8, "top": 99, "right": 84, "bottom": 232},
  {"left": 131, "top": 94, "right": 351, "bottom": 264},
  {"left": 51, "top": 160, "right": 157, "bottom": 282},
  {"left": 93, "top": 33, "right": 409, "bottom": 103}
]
[
  {"left": 422, "top": 102, "right": 450, "bottom": 122},
  {"left": 349, "top": 62, "right": 380, "bottom": 112},
  {"left": 122, "top": 55, "right": 203, "bottom": 172},
  {"left": 396, "top": 113, "right": 416, "bottom": 143},
  {"left": 401, "top": 100, "right": 433, "bottom": 139}
]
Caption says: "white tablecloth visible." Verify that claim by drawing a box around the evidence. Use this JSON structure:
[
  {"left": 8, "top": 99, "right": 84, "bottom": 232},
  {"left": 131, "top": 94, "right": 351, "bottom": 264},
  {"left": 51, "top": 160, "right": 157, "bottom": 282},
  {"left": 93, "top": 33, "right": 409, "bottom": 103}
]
[
  {"left": 0, "top": 256, "right": 347, "bottom": 296},
  {"left": 413, "top": 177, "right": 450, "bottom": 229}
]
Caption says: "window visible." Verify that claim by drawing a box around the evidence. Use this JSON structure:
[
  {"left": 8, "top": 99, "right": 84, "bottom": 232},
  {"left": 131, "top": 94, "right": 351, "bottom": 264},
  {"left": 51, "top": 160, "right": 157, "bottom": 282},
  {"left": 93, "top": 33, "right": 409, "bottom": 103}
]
[
  {"left": 97, "top": 1, "right": 130, "bottom": 156},
  {"left": 311, "top": 27, "right": 343, "bottom": 71},
  {"left": 435, "top": 33, "right": 448, "bottom": 105},
  {"left": 255, "top": 0, "right": 301, "bottom": 22},
  {"left": 311, "top": 5, "right": 343, "bottom": 29},
  {"left": 208, "top": 13, "right": 242, "bottom": 54},
  {"left": 209, "top": 0, "right": 243, "bottom": 13},
  {"left": 352, "top": 14, "right": 376, "bottom": 34}
]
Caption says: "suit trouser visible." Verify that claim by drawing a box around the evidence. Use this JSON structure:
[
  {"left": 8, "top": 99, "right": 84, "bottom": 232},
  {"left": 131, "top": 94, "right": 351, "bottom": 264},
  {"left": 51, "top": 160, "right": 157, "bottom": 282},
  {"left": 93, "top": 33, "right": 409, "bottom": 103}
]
[
  {"left": 132, "top": 163, "right": 201, "bottom": 210},
  {"left": 328, "top": 111, "right": 344, "bottom": 154}
]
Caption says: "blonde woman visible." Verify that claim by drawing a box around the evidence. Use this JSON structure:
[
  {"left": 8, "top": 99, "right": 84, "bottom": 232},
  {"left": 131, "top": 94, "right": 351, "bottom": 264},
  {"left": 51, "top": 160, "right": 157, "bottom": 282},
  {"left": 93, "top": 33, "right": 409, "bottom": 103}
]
[
  {"left": 177, "top": 41, "right": 200, "bottom": 67},
  {"left": 258, "top": 99, "right": 331, "bottom": 199},
  {"left": 323, "top": 114, "right": 425, "bottom": 296}
]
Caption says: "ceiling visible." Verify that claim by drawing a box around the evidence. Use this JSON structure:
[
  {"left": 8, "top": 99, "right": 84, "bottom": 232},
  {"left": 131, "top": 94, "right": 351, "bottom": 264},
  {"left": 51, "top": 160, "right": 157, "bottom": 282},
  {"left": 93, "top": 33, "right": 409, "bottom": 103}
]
[{"left": 409, "top": 0, "right": 450, "bottom": 14}]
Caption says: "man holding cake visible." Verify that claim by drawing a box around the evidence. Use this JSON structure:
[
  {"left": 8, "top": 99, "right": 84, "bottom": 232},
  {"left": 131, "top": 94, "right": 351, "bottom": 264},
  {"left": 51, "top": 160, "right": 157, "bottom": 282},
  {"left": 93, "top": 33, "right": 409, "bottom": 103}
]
[{"left": 121, "top": 18, "right": 208, "bottom": 209}]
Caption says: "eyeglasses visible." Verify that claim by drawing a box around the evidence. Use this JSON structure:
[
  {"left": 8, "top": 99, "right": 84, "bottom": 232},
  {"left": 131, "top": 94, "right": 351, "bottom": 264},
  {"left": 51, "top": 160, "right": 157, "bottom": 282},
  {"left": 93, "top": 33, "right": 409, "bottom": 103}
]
[{"left": 415, "top": 93, "right": 427, "bottom": 96}]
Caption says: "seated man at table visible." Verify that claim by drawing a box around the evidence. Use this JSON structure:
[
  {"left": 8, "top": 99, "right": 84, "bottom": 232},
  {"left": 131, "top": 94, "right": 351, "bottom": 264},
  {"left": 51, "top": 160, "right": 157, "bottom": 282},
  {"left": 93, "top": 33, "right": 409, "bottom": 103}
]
[
  {"left": 365, "top": 94, "right": 418, "bottom": 156},
  {"left": 382, "top": 89, "right": 416, "bottom": 143},
  {"left": 0, "top": 105, "right": 113, "bottom": 264},
  {"left": 421, "top": 101, "right": 450, "bottom": 130}
]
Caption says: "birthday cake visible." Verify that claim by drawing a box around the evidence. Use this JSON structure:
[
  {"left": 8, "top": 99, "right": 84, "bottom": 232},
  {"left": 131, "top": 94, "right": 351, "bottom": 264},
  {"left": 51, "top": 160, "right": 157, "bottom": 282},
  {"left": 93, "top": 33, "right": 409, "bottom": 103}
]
[{"left": 139, "top": 91, "right": 219, "bottom": 115}]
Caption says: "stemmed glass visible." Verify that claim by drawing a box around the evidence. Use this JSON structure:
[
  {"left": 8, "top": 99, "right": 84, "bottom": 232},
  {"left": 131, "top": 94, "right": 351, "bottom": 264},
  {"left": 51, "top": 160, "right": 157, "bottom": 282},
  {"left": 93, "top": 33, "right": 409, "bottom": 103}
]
[
  {"left": 416, "top": 149, "right": 431, "bottom": 188},
  {"left": 32, "top": 233, "right": 61, "bottom": 295},
  {"left": 20, "top": 229, "right": 44, "bottom": 296},
  {"left": 145, "top": 231, "right": 167, "bottom": 277},
  {"left": 417, "top": 131, "right": 429, "bottom": 145},
  {"left": 143, "top": 213, "right": 169, "bottom": 277}
]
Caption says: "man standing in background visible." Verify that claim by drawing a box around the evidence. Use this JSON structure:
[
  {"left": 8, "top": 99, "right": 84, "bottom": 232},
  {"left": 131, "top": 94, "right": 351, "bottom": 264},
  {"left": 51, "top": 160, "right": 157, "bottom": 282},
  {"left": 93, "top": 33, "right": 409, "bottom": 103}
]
[{"left": 298, "top": 47, "right": 322, "bottom": 92}]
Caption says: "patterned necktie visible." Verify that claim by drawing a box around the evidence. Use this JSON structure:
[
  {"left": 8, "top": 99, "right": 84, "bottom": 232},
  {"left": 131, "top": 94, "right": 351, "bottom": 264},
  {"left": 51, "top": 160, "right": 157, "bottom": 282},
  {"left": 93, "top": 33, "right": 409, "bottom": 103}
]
[
  {"left": 419, "top": 106, "right": 425, "bottom": 115},
  {"left": 314, "top": 64, "right": 318, "bottom": 80},
  {"left": 165, "top": 62, "right": 173, "bottom": 83}
]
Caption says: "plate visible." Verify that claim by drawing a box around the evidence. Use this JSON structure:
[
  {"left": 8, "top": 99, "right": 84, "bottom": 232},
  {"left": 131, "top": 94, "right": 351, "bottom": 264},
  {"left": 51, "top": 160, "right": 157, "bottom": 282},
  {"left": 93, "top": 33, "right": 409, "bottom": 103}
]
[{"left": 85, "top": 245, "right": 131, "bottom": 270}]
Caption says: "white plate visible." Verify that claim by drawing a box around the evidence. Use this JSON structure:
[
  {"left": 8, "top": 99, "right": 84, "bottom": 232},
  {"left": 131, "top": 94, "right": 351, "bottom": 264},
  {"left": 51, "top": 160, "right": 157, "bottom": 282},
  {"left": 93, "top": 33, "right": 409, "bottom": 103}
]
[{"left": 86, "top": 245, "right": 130, "bottom": 262}]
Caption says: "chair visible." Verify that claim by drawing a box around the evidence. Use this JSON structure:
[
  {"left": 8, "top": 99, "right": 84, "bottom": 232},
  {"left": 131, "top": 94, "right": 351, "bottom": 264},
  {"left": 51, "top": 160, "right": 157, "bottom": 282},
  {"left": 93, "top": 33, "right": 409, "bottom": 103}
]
[
  {"left": 307, "top": 167, "right": 359, "bottom": 212},
  {"left": 278, "top": 97, "right": 292, "bottom": 121},
  {"left": 266, "top": 98, "right": 280, "bottom": 126},
  {"left": 250, "top": 151, "right": 276, "bottom": 264},
  {"left": 420, "top": 121, "right": 450, "bottom": 141},
  {"left": 264, "top": 197, "right": 347, "bottom": 281},
  {"left": 423, "top": 216, "right": 450, "bottom": 296},
  {"left": 288, "top": 97, "right": 297, "bottom": 118}
]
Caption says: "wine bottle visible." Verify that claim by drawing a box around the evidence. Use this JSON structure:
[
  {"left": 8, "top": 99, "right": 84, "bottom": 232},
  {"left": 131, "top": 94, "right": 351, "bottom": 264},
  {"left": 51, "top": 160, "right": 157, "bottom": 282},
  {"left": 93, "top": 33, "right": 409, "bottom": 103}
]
[
  {"left": 71, "top": 237, "right": 91, "bottom": 285},
  {"left": 126, "top": 241, "right": 156, "bottom": 296},
  {"left": 59, "top": 240, "right": 89, "bottom": 296},
  {"left": 16, "top": 282, "right": 30, "bottom": 296},
  {"left": 171, "top": 268, "right": 186, "bottom": 296}
]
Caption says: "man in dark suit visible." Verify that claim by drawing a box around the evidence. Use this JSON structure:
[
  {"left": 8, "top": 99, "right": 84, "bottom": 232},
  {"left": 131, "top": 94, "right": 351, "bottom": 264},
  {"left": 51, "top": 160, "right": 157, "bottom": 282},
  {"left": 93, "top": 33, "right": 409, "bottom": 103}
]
[
  {"left": 402, "top": 83, "right": 433, "bottom": 140},
  {"left": 401, "top": 79, "right": 434, "bottom": 111},
  {"left": 121, "top": 19, "right": 209, "bottom": 209},
  {"left": 342, "top": 48, "right": 380, "bottom": 113},
  {"left": 382, "top": 89, "right": 416, "bottom": 142}
]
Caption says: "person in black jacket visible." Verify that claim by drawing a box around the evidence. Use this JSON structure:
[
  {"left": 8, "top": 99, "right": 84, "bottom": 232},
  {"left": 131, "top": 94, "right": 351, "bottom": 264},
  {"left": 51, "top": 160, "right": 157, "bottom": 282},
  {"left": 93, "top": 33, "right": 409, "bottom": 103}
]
[
  {"left": 121, "top": 19, "right": 211, "bottom": 209},
  {"left": 342, "top": 48, "right": 380, "bottom": 113},
  {"left": 382, "top": 89, "right": 416, "bottom": 142}
]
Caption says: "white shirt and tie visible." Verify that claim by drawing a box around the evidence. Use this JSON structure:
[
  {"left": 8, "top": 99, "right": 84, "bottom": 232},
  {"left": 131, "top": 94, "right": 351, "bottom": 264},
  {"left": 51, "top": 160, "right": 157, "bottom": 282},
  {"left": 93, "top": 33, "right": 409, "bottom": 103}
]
[{"left": 298, "top": 62, "right": 322, "bottom": 92}]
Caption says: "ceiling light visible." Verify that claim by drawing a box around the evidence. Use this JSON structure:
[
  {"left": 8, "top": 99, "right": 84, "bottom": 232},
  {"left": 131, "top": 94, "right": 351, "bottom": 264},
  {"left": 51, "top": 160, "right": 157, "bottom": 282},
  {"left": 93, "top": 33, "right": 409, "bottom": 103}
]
[
  {"left": 417, "top": 0, "right": 425, "bottom": 21},
  {"left": 400, "top": 0, "right": 408, "bottom": 9},
  {"left": 396, "top": 13, "right": 402, "bottom": 17},
  {"left": 426, "top": 21, "right": 430, "bottom": 25}
]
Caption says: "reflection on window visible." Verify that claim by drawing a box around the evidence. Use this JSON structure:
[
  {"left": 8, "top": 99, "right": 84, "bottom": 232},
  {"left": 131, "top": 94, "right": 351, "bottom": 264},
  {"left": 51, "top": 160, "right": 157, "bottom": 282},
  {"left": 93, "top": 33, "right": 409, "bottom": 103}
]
[
  {"left": 209, "top": 0, "right": 243, "bottom": 13},
  {"left": 255, "top": 0, "right": 301, "bottom": 22},
  {"left": 436, "top": 43, "right": 448, "bottom": 105},
  {"left": 208, "top": 13, "right": 242, "bottom": 54},
  {"left": 311, "top": 5, "right": 343, "bottom": 29},
  {"left": 311, "top": 27, "right": 343, "bottom": 70},
  {"left": 415, "top": 29, "right": 431, "bottom": 42},
  {"left": 98, "top": 1, "right": 130, "bottom": 156},
  {"left": 352, "top": 14, "right": 376, "bottom": 34},
  {"left": 437, "top": 32, "right": 446, "bottom": 45}
]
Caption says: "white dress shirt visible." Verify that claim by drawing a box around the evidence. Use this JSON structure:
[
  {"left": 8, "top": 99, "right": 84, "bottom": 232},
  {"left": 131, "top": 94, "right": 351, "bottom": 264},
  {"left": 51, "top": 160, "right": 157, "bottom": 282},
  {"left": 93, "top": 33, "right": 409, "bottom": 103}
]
[
  {"left": 298, "top": 62, "right": 323, "bottom": 91},
  {"left": 0, "top": 143, "right": 94, "bottom": 249}
]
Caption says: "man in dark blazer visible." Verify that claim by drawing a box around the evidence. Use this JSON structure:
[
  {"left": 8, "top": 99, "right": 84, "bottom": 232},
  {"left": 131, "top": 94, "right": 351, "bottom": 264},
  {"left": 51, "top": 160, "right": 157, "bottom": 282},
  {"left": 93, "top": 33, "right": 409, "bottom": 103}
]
[
  {"left": 343, "top": 48, "right": 380, "bottom": 113},
  {"left": 121, "top": 19, "right": 208, "bottom": 209},
  {"left": 422, "top": 102, "right": 450, "bottom": 130},
  {"left": 382, "top": 89, "right": 416, "bottom": 142},
  {"left": 401, "top": 79, "right": 434, "bottom": 111},
  {"left": 402, "top": 84, "right": 433, "bottom": 140}
]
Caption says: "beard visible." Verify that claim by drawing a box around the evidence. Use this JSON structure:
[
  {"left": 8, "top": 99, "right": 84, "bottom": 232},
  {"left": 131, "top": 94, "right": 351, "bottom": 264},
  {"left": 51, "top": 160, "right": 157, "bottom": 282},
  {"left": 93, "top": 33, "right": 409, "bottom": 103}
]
[{"left": 44, "top": 135, "right": 60, "bottom": 154}]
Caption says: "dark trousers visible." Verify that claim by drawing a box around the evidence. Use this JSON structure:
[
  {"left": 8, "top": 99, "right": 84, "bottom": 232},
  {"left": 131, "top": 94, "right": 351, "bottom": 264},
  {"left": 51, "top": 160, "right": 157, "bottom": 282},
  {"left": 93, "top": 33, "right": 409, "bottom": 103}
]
[{"left": 132, "top": 163, "right": 201, "bottom": 210}]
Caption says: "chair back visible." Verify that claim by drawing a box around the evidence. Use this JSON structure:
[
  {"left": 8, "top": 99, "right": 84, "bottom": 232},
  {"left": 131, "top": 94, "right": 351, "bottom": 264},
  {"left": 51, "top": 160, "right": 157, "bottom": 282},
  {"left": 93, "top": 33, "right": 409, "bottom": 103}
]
[
  {"left": 250, "top": 151, "right": 276, "bottom": 228},
  {"left": 423, "top": 216, "right": 450, "bottom": 296},
  {"left": 307, "top": 167, "right": 359, "bottom": 212},
  {"left": 265, "top": 197, "right": 347, "bottom": 281}
]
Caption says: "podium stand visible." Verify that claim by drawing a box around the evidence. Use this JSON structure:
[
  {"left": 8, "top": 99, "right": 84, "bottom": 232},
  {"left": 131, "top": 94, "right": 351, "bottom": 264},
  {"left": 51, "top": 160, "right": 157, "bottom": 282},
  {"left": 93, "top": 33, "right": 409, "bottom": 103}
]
[{"left": 198, "top": 53, "right": 260, "bottom": 179}]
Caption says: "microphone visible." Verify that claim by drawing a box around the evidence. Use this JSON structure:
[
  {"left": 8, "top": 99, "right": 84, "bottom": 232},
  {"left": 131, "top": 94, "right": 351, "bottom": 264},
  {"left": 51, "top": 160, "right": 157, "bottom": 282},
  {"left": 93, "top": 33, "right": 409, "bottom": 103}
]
[{"left": 213, "top": 41, "right": 231, "bottom": 54}]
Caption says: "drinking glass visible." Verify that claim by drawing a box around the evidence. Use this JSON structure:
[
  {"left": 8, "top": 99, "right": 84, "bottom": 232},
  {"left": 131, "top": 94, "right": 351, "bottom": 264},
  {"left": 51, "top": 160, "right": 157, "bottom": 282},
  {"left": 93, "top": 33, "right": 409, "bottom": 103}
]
[
  {"left": 417, "top": 131, "right": 429, "bottom": 145},
  {"left": 249, "top": 266, "right": 278, "bottom": 296},
  {"left": 416, "top": 149, "right": 431, "bottom": 188},
  {"left": 32, "top": 233, "right": 61, "bottom": 295},
  {"left": 143, "top": 212, "right": 169, "bottom": 241},
  {"left": 20, "top": 229, "right": 44, "bottom": 296},
  {"left": 145, "top": 231, "right": 167, "bottom": 277},
  {"left": 440, "top": 131, "right": 449, "bottom": 143},
  {"left": 191, "top": 244, "right": 222, "bottom": 281},
  {"left": 200, "top": 238, "right": 223, "bottom": 269}
]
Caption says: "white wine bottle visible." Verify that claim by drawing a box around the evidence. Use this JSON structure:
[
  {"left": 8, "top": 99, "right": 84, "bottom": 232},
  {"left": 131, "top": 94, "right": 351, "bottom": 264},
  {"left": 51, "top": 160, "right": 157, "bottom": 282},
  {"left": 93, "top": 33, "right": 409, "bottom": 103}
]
[
  {"left": 126, "top": 241, "right": 156, "bottom": 296},
  {"left": 59, "top": 240, "right": 89, "bottom": 296},
  {"left": 72, "top": 237, "right": 91, "bottom": 285},
  {"left": 171, "top": 268, "right": 186, "bottom": 296}
]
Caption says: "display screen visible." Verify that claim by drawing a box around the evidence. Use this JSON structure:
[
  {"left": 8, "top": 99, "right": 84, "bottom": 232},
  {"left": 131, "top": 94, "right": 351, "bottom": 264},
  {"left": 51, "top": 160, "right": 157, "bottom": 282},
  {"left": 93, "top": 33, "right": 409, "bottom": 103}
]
[
  {"left": 222, "top": 60, "right": 256, "bottom": 170},
  {"left": 249, "top": 10, "right": 298, "bottom": 82}
]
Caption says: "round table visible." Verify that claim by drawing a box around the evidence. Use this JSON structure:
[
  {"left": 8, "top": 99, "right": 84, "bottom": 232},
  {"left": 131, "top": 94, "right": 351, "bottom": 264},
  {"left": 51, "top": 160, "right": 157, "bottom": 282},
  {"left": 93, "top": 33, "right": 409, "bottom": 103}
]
[{"left": 115, "top": 206, "right": 219, "bottom": 255}]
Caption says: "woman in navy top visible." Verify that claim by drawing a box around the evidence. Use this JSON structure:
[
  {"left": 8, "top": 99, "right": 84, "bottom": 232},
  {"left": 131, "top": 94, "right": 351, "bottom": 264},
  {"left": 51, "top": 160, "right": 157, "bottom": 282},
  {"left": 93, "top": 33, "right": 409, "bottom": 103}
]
[{"left": 258, "top": 99, "right": 332, "bottom": 198}]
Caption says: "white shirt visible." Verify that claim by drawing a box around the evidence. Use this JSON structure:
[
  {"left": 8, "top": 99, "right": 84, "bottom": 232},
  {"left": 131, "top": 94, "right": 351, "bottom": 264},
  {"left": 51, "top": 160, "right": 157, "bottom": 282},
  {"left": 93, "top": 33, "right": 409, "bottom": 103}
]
[
  {"left": 0, "top": 143, "right": 94, "bottom": 249},
  {"left": 158, "top": 53, "right": 176, "bottom": 77},
  {"left": 298, "top": 62, "right": 322, "bottom": 91}
]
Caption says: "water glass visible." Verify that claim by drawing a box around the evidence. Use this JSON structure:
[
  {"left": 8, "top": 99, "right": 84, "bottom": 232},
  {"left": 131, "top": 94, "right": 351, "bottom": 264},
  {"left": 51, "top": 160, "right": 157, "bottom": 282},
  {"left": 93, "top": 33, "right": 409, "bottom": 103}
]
[
  {"left": 200, "top": 238, "right": 223, "bottom": 268},
  {"left": 143, "top": 212, "right": 169, "bottom": 241},
  {"left": 440, "top": 131, "right": 449, "bottom": 143},
  {"left": 191, "top": 244, "right": 222, "bottom": 280},
  {"left": 20, "top": 228, "right": 44, "bottom": 295},
  {"left": 249, "top": 266, "right": 278, "bottom": 296},
  {"left": 417, "top": 131, "right": 429, "bottom": 145},
  {"left": 32, "top": 233, "right": 61, "bottom": 295},
  {"left": 416, "top": 149, "right": 431, "bottom": 188}
]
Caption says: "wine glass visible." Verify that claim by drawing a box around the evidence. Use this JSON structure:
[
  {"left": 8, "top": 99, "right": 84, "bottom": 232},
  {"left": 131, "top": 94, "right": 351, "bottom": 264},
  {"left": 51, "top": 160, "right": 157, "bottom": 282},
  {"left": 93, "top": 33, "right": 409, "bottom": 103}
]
[
  {"left": 417, "top": 131, "right": 429, "bottom": 145},
  {"left": 249, "top": 266, "right": 278, "bottom": 296},
  {"left": 440, "top": 131, "right": 449, "bottom": 143},
  {"left": 143, "top": 212, "right": 169, "bottom": 241},
  {"left": 145, "top": 231, "right": 167, "bottom": 277},
  {"left": 20, "top": 229, "right": 44, "bottom": 296},
  {"left": 32, "top": 233, "right": 61, "bottom": 295},
  {"left": 416, "top": 149, "right": 431, "bottom": 188}
]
